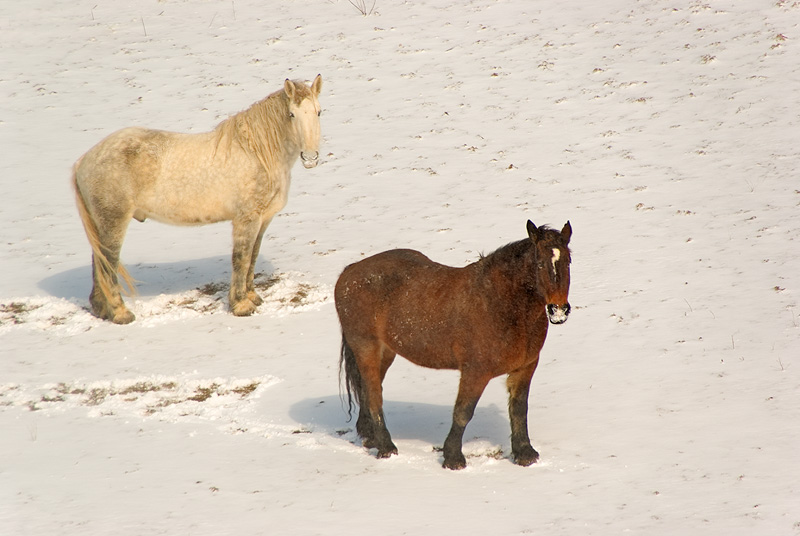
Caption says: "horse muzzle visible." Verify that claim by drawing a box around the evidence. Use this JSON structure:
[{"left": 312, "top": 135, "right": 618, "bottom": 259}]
[
  {"left": 546, "top": 303, "right": 571, "bottom": 325},
  {"left": 300, "top": 151, "right": 319, "bottom": 169}
]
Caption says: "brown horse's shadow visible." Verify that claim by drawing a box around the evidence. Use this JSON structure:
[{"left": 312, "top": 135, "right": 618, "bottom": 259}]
[
  {"left": 38, "top": 256, "right": 274, "bottom": 300},
  {"left": 289, "top": 395, "right": 510, "bottom": 448}
]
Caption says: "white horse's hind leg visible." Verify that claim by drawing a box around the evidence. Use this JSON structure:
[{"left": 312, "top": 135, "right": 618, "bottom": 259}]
[
  {"left": 229, "top": 216, "right": 262, "bottom": 316},
  {"left": 89, "top": 213, "right": 135, "bottom": 324}
]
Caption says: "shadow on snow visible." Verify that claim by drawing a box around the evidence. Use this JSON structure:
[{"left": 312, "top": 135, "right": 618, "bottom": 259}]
[
  {"left": 38, "top": 255, "right": 275, "bottom": 300},
  {"left": 289, "top": 394, "right": 511, "bottom": 449}
]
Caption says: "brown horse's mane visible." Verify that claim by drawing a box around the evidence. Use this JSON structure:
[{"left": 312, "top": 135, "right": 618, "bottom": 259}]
[
  {"left": 478, "top": 238, "right": 532, "bottom": 266},
  {"left": 214, "top": 81, "right": 314, "bottom": 180},
  {"left": 476, "top": 225, "right": 568, "bottom": 284},
  {"left": 477, "top": 224, "right": 559, "bottom": 263}
]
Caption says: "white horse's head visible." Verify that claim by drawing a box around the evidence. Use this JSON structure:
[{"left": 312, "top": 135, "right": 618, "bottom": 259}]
[{"left": 285, "top": 75, "right": 322, "bottom": 169}]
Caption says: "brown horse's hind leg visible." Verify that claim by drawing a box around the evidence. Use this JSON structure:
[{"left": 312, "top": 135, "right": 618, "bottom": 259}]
[
  {"left": 442, "top": 372, "right": 492, "bottom": 470},
  {"left": 507, "top": 361, "right": 540, "bottom": 466},
  {"left": 379, "top": 348, "right": 396, "bottom": 382},
  {"left": 354, "top": 341, "right": 398, "bottom": 458}
]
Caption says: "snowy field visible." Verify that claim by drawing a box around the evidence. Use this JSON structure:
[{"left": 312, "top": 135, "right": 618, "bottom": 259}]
[{"left": 1, "top": 0, "right": 799, "bottom": 534}]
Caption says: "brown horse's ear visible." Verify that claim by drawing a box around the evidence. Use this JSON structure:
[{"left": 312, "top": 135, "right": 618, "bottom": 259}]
[
  {"left": 311, "top": 74, "right": 322, "bottom": 97},
  {"left": 527, "top": 220, "right": 539, "bottom": 242},
  {"left": 561, "top": 221, "right": 572, "bottom": 244},
  {"left": 284, "top": 79, "right": 296, "bottom": 101}
]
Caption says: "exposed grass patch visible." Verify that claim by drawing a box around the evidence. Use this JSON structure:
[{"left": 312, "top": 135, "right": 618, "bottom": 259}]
[
  {"left": 254, "top": 272, "right": 281, "bottom": 291},
  {"left": 198, "top": 282, "right": 228, "bottom": 296},
  {"left": 231, "top": 382, "right": 260, "bottom": 397},
  {"left": 432, "top": 445, "right": 505, "bottom": 460},
  {"left": 188, "top": 384, "right": 221, "bottom": 402},
  {"left": 289, "top": 284, "right": 312, "bottom": 305},
  {"left": 0, "top": 301, "right": 42, "bottom": 324}
]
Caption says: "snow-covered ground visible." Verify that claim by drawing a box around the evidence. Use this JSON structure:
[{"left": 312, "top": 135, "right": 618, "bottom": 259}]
[{"left": 2, "top": 1, "right": 798, "bottom": 534}]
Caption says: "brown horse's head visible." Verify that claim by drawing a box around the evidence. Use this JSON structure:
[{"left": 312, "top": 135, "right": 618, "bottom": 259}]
[{"left": 527, "top": 220, "right": 572, "bottom": 325}]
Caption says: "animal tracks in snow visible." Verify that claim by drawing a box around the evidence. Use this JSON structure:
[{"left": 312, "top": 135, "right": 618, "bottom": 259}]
[{"left": 0, "top": 271, "right": 331, "bottom": 335}]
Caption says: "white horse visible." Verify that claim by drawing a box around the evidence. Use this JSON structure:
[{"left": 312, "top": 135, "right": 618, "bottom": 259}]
[{"left": 73, "top": 75, "right": 322, "bottom": 324}]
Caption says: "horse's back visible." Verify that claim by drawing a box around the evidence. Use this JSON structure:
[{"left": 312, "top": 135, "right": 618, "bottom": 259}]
[
  {"left": 335, "top": 248, "right": 475, "bottom": 364},
  {"left": 76, "top": 127, "right": 171, "bottom": 188},
  {"left": 335, "top": 248, "right": 445, "bottom": 300},
  {"left": 75, "top": 125, "right": 250, "bottom": 225},
  {"left": 336, "top": 249, "right": 439, "bottom": 309},
  {"left": 78, "top": 127, "right": 219, "bottom": 173},
  {"left": 79, "top": 127, "right": 167, "bottom": 162}
]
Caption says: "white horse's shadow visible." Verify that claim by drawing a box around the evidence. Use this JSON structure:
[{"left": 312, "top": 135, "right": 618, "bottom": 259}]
[{"left": 39, "top": 256, "right": 274, "bottom": 300}]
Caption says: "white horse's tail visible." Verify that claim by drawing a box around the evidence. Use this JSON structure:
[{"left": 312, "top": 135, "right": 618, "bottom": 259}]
[{"left": 72, "top": 161, "right": 136, "bottom": 299}]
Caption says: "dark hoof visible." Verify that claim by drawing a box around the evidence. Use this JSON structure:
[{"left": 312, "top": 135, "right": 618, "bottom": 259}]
[
  {"left": 513, "top": 445, "right": 540, "bottom": 467},
  {"left": 442, "top": 453, "right": 467, "bottom": 470},
  {"left": 376, "top": 443, "right": 398, "bottom": 459}
]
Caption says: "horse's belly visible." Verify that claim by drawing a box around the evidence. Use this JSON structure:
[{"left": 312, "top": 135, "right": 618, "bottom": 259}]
[
  {"left": 138, "top": 208, "right": 231, "bottom": 226},
  {"left": 137, "top": 168, "right": 241, "bottom": 225},
  {"left": 383, "top": 303, "right": 467, "bottom": 370},
  {"left": 393, "top": 342, "right": 461, "bottom": 370},
  {"left": 138, "top": 193, "right": 235, "bottom": 225}
]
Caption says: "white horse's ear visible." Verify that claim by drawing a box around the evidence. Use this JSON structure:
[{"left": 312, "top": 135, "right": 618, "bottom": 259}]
[
  {"left": 311, "top": 74, "right": 322, "bottom": 97},
  {"left": 284, "top": 79, "right": 296, "bottom": 101}
]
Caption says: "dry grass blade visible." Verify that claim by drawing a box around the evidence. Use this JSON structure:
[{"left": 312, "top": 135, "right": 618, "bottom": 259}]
[{"left": 348, "top": 0, "right": 376, "bottom": 16}]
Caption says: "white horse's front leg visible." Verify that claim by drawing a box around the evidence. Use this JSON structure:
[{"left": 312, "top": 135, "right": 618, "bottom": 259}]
[
  {"left": 230, "top": 216, "right": 261, "bottom": 316},
  {"left": 246, "top": 217, "right": 274, "bottom": 307}
]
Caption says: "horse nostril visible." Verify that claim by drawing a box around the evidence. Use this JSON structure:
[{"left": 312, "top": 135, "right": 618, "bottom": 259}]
[{"left": 546, "top": 303, "right": 570, "bottom": 324}]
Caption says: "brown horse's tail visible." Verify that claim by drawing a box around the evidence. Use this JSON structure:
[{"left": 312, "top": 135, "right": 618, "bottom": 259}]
[
  {"left": 72, "top": 162, "right": 136, "bottom": 299},
  {"left": 339, "top": 334, "right": 362, "bottom": 422}
]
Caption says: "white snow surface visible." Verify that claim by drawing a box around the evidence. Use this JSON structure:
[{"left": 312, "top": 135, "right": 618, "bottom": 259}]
[{"left": 2, "top": 1, "right": 799, "bottom": 534}]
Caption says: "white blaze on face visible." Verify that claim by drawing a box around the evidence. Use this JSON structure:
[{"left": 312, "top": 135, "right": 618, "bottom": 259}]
[{"left": 551, "top": 248, "right": 560, "bottom": 272}]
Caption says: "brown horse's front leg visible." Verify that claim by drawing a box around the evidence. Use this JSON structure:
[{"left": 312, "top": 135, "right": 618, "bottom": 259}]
[
  {"left": 442, "top": 373, "right": 491, "bottom": 470},
  {"left": 507, "top": 361, "right": 540, "bottom": 466},
  {"left": 230, "top": 217, "right": 261, "bottom": 316}
]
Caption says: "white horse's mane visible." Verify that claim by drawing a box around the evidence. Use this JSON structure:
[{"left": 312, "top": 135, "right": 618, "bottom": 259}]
[{"left": 214, "top": 81, "right": 315, "bottom": 179}]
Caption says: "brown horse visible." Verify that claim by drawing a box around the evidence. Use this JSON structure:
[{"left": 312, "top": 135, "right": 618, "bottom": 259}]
[{"left": 335, "top": 220, "right": 572, "bottom": 469}]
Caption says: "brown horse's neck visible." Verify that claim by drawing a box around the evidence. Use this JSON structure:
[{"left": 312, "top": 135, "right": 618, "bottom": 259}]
[{"left": 475, "top": 239, "right": 543, "bottom": 302}]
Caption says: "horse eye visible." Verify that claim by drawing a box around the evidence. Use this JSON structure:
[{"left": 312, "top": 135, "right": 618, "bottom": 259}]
[
  {"left": 317, "top": 110, "right": 321, "bottom": 117},
  {"left": 289, "top": 112, "right": 295, "bottom": 119}
]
